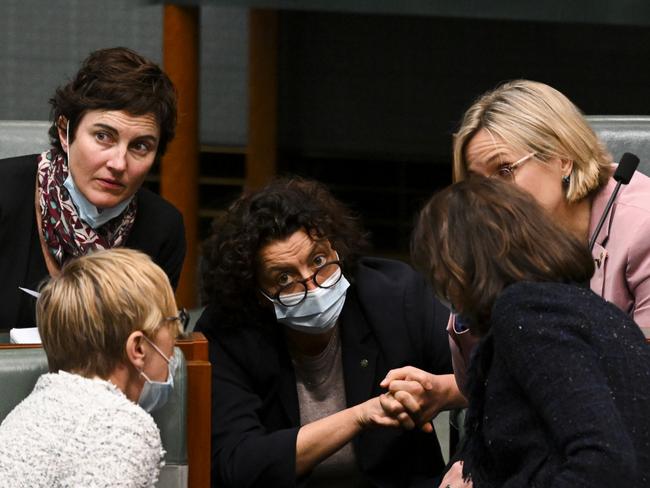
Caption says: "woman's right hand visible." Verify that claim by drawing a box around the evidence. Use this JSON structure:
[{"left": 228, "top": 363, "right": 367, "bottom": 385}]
[
  {"left": 355, "top": 395, "right": 406, "bottom": 429},
  {"left": 439, "top": 461, "right": 473, "bottom": 488},
  {"left": 295, "top": 395, "right": 401, "bottom": 476}
]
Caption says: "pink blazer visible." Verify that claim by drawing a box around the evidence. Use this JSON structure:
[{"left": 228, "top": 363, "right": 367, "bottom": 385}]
[
  {"left": 590, "top": 170, "right": 650, "bottom": 330},
  {"left": 449, "top": 169, "right": 650, "bottom": 392}
]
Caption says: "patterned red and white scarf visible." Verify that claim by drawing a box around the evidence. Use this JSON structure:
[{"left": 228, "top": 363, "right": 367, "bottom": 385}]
[{"left": 37, "top": 149, "right": 137, "bottom": 266}]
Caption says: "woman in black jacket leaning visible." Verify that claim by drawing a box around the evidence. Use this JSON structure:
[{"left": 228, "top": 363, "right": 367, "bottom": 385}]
[
  {"left": 411, "top": 177, "right": 650, "bottom": 488},
  {"left": 196, "top": 177, "right": 459, "bottom": 487}
]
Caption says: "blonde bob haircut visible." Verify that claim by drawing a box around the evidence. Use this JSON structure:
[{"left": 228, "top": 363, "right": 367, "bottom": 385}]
[
  {"left": 453, "top": 79, "right": 613, "bottom": 203},
  {"left": 37, "top": 248, "right": 180, "bottom": 378}
]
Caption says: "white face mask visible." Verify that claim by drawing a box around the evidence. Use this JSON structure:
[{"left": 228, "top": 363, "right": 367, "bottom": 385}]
[
  {"left": 137, "top": 336, "right": 177, "bottom": 413},
  {"left": 271, "top": 270, "right": 351, "bottom": 335},
  {"left": 62, "top": 121, "right": 133, "bottom": 228}
]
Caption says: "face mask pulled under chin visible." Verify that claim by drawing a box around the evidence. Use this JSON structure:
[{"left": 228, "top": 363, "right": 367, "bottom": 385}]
[
  {"left": 62, "top": 121, "right": 132, "bottom": 229},
  {"left": 137, "top": 360, "right": 175, "bottom": 413},
  {"left": 272, "top": 274, "right": 351, "bottom": 335},
  {"left": 63, "top": 174, "right": 132, "bottom": 228}
]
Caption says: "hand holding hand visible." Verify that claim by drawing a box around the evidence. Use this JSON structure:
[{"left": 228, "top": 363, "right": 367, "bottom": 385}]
[
  {"left": 354, "top": 396, "right": 403, "bottom": 430},
  {"left": 380, "top": 367, "right": 462, "bottom": 432},
  {"left": 377, "top": 391, "right": 420, "bottom": 431}
]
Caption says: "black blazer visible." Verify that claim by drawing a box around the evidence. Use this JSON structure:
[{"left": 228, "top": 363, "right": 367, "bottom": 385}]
[
  {"left": 197, "top": 257, "right": 452, "bottom": 487},
  {"left": 0, "top": 154, "right": 186, "bottom": 328},
  {"left": 462, "top": 281, "right": 650, "bottom": 488}
]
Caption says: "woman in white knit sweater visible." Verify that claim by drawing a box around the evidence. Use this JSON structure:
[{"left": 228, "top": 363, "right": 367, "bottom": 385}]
[{"left": 0, "top": 249, "right": 185, "bottom": 487}]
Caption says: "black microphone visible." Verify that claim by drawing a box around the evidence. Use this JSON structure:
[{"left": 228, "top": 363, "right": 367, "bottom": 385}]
[{"left": 588, "top": 152, "right": 640, "bottom": 251}]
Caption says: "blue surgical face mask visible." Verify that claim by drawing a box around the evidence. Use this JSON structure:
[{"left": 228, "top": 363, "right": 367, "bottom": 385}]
[
  {"left": 62, "top": 121, "right": 133, "bottom": 229},
  {"left": 137, "top": 336, "right": 177, "bottom": 413},
  {"left": 437, "top": 296, "right": 470, "bottom": 335},
  {"left": 271, "top": 270, "right": 350, "bottom": 335}
]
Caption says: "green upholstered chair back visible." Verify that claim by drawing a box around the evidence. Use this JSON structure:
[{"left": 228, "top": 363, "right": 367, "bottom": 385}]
[
  {"left": 153, "top": 348, "right": 189, "bottom": 487},
  {"left": 586, "top": 115, "right": 650, "bottom": 176},
  {"left": 0, "top": 349, "right": 48, "bottom": 420},
  {"left": 0, "top": 346, "right": 188, "bottom": 488},
  {"left": 0, "top": 120, "right": 51, "bottom": 159}
]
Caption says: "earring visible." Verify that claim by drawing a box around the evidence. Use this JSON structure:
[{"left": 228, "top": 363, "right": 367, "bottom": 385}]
[{"left": 562, "top": 174, "right": 570, "bottom": 187}]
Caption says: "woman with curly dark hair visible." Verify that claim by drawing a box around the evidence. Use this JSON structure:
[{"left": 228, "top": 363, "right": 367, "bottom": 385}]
[
  {"left": 196, "top": 177, "right": 455, "bottom": 487},
  {"left": 412, "top": 177, "right": 650, "bottom": 488}
]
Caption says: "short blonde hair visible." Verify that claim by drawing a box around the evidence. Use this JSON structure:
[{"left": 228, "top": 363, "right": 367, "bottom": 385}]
[
  {"left": 37, "top": 248, "right": 179, "bottom": 378},
  {"left": 453, "top": 80, "right": 613, "bottom": 202}
]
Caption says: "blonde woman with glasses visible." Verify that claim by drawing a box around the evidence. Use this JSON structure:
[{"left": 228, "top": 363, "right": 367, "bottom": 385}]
[
  {"left": 0, "top": 249, "right": 187, "bottom": 487},
  {"left": 446, "top": 79, "right": 650, "bottom": 390},
  {"left": 380, "top": 80, "right": 650, "bottom": 488}
]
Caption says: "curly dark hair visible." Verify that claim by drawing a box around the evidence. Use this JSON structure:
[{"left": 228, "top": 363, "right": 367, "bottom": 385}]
[
  {"left": 48, "top": 47, "right": 177, "bottom": 162},
  {"left": 201, "top": 177, "right": 370, "bottom": 328},
  {"left": 411, "top": 177, "right": 594, "bottom": 336}
]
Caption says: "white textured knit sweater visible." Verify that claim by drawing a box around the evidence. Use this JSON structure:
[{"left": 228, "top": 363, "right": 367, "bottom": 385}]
[{"left": 0, "top": 371, "right": 164, "bottom": 487}]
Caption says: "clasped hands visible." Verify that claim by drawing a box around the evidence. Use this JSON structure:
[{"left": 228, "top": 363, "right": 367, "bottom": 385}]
[
  {"left": 356, "top": 367, "right": 460, "bottom": 432},
  {"left": 378, "top": 366, "right": 456, "bottom": 432},
  {"left": 363, "top": 368, "right": 472, "bottom": 488},
  {"left": 353, "top": 368, "right": 471, "bottom": 488}
]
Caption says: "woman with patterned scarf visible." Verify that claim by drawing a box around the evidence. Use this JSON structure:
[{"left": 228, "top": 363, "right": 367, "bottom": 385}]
[{"left": 0, "top": 47, "right": 186, "bottom": 329}]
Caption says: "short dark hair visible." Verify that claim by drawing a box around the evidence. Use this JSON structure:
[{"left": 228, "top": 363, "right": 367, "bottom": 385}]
[
  {"left": 201, "top": 177, "right": 369, "bottom": 328},
  {"left": 48, "top": 47, "right": 177, "bottom": 161},
  {"left": 411, "top": 177, "right": 594, "bottom": 335}
]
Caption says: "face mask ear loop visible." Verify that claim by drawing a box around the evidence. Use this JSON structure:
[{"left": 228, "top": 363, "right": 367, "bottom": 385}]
[
  {"left": 139, "top": 370, "right": 153, "bottom": 383},
  {"left": 65, "top": 121, "right": 72, "bottom": 172}
]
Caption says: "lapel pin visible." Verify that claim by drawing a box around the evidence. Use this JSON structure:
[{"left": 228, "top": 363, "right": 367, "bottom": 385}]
[{"left": 594, "top": 250, "right": 608, "bottom": 268}]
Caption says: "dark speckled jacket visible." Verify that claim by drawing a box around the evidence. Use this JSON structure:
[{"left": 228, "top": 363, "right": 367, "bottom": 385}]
[{"left": 462, "top": 281, "right": 650, "bottom": 488}]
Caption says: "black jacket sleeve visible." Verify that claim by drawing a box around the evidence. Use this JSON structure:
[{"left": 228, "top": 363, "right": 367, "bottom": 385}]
[
  {"left": 197, "top": 307, "right": 302, "bottom": 488},
  {"left": 401, "top": 264, "right": 452, "bottom": 375},
  {"left": 127, "top": 188, "right": 186, "bottom": 290}
]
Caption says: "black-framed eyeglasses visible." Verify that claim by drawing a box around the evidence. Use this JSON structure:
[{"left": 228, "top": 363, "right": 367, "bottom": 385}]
[
  {"left": 261, "top": 261, "right": 343, "bottom": 307},
  {"left": 166, "top": 308, "right": 189, "bottom": 332}
]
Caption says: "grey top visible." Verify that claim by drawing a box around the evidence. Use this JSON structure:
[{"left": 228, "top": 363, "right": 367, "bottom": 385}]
[{"left": 292, "top": 325, "right": 369, "bottom": 487}]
